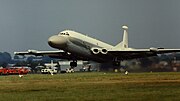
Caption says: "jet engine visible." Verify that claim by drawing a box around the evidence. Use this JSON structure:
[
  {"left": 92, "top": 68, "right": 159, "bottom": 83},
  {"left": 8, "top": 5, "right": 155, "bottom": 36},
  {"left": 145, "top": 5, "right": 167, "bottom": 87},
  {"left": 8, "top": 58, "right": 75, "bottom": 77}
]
[
  {"left": 91, "top": 48, "right": 108, "bottom": 54},
  {"left": 101, "top": 48, "right": 108, "bottom": 54},
  {"left": 91, "top": 47, "right": 100, "bottom": 54}
]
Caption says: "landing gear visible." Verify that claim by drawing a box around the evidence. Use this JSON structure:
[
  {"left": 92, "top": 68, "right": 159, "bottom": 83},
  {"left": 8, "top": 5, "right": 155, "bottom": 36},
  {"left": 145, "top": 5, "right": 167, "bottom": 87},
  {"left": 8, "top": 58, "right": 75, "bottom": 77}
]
[
  {"left": 113, "top": 61, "right": 121, "bottom": 66},
  {"left": 113, "top": 57, "right": 121, "bottom": 66},
  {"left": 112, "top": 57, "right": 121, "bottom": 72},
  {"left": 112, "top": 61, "right": 120, "bottom": 72}
]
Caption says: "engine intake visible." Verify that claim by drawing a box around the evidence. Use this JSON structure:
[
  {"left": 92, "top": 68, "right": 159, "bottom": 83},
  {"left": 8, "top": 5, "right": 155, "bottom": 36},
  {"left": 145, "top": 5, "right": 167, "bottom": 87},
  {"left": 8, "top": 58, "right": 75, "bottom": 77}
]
[
  {"left": 101, "top": 48, "right": 108, "bottom": 54},
  {"left": 91, "top": 48, "right": 108, "bottom": 54},
  {"left": 91, "top": 48, "right": 100, "bottom": 54}
]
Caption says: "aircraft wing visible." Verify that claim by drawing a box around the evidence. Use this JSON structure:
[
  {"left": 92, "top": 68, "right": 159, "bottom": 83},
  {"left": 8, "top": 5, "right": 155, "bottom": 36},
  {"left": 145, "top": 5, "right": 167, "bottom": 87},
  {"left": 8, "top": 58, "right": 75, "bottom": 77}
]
[
  {"left": 107, "top": 48, "right": 180, "bottom": 60},
  {"left": 14, "top": 50, "right": 88, "bottom": 60},
  {"left": 155, "top": 49, "right": 180, "bottom": 53},
  {"left": 14, "top": 50, "right": 64, "bottom": 56},
  {"left": 14, "top": 48, "right": 180, "bottom": 62}
]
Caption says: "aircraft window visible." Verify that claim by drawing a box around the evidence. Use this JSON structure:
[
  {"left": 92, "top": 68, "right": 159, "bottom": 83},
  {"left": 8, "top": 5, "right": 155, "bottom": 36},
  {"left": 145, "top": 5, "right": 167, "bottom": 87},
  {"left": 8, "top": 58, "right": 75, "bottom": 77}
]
[
  {"left": 59, "top": 32, "right": 69, "bottom": 36},
  {"left": 66, "top": 33, "right": 69, "bottom": 36},
  {"left": 65, "top": 32, "right": 69, "bottom": 36}
]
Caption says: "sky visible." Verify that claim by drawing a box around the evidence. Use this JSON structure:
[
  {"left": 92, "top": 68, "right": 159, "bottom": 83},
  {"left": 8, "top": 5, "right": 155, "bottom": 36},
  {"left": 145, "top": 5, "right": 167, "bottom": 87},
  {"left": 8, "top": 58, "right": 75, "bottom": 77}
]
[{"left": 0, "top": 0, "right": 180, "bottom": 55}]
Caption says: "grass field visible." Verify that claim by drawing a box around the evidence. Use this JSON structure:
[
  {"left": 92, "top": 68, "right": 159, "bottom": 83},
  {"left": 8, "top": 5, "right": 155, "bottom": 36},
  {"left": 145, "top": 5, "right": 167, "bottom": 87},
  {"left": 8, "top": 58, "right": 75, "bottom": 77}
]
[{"left": 0, "top": 72, "right": 180, "bottom": 101}]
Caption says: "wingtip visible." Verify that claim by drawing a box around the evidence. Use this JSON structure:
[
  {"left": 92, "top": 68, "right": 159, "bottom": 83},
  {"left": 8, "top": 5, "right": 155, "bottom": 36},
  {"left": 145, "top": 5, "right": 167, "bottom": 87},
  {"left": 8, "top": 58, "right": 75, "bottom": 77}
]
[{"left": 14, "top": 52, "right": 17, "bottom": 55}]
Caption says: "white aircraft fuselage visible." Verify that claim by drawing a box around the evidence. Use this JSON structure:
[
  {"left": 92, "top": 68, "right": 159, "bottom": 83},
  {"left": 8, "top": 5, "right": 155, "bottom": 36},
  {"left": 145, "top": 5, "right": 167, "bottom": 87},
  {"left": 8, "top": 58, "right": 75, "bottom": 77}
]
[{"left": 48, "top": 30, "right": 114, "bottom": 62}]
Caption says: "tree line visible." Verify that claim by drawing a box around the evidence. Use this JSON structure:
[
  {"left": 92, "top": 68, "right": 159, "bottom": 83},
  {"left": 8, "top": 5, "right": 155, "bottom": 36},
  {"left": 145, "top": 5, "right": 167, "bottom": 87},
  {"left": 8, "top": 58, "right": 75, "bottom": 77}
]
[{"left": 0, "top": 52, "right": 54, "bottom": 68}]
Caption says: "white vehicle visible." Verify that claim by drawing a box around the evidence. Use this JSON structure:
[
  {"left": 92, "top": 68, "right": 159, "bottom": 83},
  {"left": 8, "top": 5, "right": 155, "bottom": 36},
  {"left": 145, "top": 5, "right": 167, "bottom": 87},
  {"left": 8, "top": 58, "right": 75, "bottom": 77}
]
[
  {"left": 66, "top": 68, "right": 74, "bottom": 73},
  {"left": 41, "top": 68, "right": 57, "bottom": 74}
]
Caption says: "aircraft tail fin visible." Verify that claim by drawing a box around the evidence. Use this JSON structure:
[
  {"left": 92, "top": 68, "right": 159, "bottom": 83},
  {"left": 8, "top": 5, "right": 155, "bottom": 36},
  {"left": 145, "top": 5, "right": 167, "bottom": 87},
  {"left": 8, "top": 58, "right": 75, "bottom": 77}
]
[{"left": 114, "top": 25, "right": 128, "bottom": 49}]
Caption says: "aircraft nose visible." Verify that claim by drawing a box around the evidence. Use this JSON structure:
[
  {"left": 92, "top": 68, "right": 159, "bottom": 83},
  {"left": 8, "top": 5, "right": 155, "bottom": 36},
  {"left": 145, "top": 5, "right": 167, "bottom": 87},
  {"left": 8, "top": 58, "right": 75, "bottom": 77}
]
[{"left": 48, "top": 35, "right": 67, "bottom": 49}]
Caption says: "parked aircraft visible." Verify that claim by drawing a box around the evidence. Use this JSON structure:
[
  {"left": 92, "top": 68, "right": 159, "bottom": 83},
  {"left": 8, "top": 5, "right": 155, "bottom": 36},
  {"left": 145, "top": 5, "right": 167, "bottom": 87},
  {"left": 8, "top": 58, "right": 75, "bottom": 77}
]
[{"left": 14, "top": 26, "right": 180, "bottom": 68}]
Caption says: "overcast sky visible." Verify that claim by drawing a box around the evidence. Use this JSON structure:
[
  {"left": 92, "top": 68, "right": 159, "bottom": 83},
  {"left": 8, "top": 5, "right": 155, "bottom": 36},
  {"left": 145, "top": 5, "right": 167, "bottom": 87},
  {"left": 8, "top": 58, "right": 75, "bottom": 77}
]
[{"left": 0, "top": 0, "right": 180, "bottom": 55}]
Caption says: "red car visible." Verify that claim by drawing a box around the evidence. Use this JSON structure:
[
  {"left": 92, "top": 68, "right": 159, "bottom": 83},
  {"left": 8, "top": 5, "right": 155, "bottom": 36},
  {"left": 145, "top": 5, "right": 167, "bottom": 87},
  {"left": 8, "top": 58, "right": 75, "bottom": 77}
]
[{"left": 0, "top": 67, "right": 30, "bottom": 75}]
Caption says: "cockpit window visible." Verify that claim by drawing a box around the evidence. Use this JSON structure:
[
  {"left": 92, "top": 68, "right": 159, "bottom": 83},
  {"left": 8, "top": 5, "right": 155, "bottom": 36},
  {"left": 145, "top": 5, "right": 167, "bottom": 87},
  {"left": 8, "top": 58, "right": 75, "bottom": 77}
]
[
  {"left": 61, "top": 33, "right": 66, "bottom": 35},
  {"left": 65, "top": 32, "right": 69, "bottom": 36},
  {"left": 59, "top": 32, "right": 69, "bottom": 36}
]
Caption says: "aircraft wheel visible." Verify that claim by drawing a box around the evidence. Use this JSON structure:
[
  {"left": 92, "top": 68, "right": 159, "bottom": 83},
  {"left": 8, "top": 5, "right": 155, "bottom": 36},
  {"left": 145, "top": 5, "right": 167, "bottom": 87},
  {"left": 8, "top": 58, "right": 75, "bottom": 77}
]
[{"left": 113, "top": 61, "right": 120, "bottom": 66}]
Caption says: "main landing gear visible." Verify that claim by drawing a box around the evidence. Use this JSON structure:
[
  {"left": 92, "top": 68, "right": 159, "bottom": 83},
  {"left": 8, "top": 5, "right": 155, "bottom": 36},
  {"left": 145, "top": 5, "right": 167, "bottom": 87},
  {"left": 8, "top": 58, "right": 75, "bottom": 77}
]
[
  {"left": 113, "top": 61, "right": 121, "bottom": 66},
  {"left": 112, "top": 59, "right": 128, "bottom": 74},
  {"left": 113, "top": 57, "right": 121, "bottom": 66},
  {"left": 112, "top": 58, "right": 123, "bottom": 72}
]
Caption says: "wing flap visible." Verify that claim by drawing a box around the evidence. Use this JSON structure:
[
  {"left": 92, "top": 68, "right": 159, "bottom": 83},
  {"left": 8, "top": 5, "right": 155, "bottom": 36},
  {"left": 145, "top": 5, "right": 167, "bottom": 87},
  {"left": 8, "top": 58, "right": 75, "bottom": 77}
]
[{"left": 108, "top": 50, "right": 156, "bottom": 60}]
